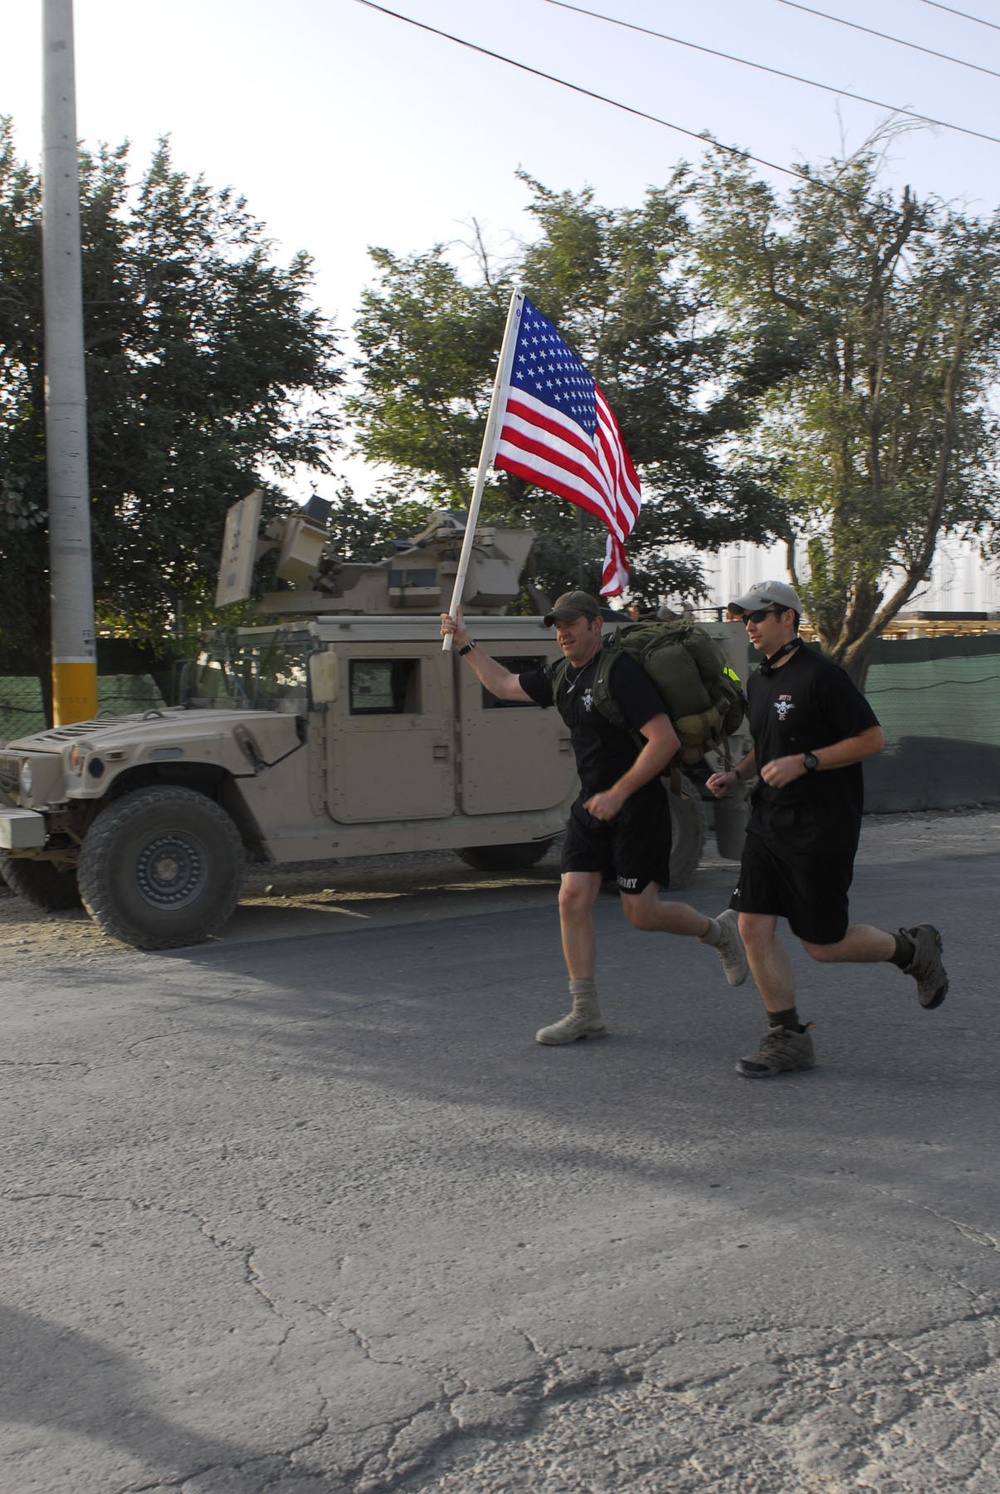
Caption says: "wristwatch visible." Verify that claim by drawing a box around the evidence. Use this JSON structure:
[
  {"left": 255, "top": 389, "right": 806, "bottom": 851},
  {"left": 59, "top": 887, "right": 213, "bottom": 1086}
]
[
  {"left": 802, "top": 751, "right": 819, "bottom": 772},
  {"left": 458, "top": 641, "right": 476, "bottom": 656}
]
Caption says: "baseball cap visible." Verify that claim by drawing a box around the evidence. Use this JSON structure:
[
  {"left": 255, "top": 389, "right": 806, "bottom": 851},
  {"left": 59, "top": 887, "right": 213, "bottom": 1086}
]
[
  {"left": 727, "top": 579, "right": 803, "bottom": 617},
  {"left": 543, "top": 590, "right": 603, "bottom": 626}
]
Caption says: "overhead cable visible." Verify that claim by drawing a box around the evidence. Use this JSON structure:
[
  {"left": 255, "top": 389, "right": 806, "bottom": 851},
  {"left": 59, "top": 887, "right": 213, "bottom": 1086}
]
[
  {"left": 546, "top": 0, "right": 1000, "bottom": 148},
  {"left": 353, "top": 0, "right": 847, "bottom": 192},
  {"left": 917, "top": 0, "right": 1000, "bottom": 33},
  {"left": 778, "top": 0, "right": 1000, "bottom": 80}
]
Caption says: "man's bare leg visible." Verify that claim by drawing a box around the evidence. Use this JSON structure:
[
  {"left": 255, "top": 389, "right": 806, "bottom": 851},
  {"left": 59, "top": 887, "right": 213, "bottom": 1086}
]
[
  {"left": 802, "top": 924, "right": 895, "bottom": 964},
  {"left": 558, "top": 871, "right": 602, "bottom": 979},
  {"left": 735, "top": 911, "right": 816, "bottom": 1078},
  {"left": 618, "top": 882, "right": 710, "bottom": 936},
  {"left": 619, "top": 883, "right": 749, "bottom": 985},
  {"left": 537, "top": 872, "right": 608, "bottom": 1045},
  {"left": 738, "top": 912, "right": 796, "bottom": 1013},
  {"left": 803, "top": 921, "right": 947, "bottom": 1009}
]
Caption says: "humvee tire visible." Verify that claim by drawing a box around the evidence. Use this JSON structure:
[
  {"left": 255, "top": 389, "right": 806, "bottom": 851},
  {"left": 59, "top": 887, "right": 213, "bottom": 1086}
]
[
  {"left": 77, "top": 786, "right": 245, "bottom": 949},
  {"left": 667, "top": 774, "right": 707, "bottom": 890},
  {"left": 457, "top": 839, "right": 555, "bottom": 872},
  {"left": 0, "top": 853, "right": 83, "bottom": 911}
]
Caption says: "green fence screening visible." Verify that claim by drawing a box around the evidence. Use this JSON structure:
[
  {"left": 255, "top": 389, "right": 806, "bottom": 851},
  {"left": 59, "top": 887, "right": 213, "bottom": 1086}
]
[
  {"left": 0, "top": 674, "right": 165, "bottom": 742},
  {"left": 866, "top": 636, "right": 1000, "bottom": 749},
  {"left": 0, "top": 677, "right": 45, "bottom": 741},
  {"left": 863, "top": 634, "right": 1000, "bottom": 811}
]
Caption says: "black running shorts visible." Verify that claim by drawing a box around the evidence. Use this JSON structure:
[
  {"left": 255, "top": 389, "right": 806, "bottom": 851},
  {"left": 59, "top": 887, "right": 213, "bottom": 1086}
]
[
  {"left": 731, "top": 829, "right": 855, "bottom": 945},
  {"left": 562, "top": 782, "right": 673, "bottom": 894}
]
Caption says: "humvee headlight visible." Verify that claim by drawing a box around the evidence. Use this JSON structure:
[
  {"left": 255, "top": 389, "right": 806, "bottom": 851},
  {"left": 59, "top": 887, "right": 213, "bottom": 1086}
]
[
  {"left": 70, "top": 745, "right": 83, "bottom": 772},
  {"left": 19, "top": 759, "right": 33, "bottom": 796}
]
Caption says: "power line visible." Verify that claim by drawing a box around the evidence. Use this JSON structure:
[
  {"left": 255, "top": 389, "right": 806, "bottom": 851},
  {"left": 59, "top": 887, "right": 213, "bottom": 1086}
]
[
  {"left": 778, "top": 0, "right": 1000, "bottom": 81},
  {"left": 546, "top": 0, "right": 1000, "bottom": 148},
  {"left": 353, "top": 0, "right": 845, "bottom": 192},
  {"left": 917, "top": 0, "right": 1000, "bottom": 33}
]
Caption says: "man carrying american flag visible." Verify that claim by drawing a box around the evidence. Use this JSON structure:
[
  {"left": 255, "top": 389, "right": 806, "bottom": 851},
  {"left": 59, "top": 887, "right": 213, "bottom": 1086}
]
[
  {"left": 441, "top": 589, "right": 747, "bottom": 1044},
  {"left": 441, "top": 294, "right": 746, "bottom": 1045}
]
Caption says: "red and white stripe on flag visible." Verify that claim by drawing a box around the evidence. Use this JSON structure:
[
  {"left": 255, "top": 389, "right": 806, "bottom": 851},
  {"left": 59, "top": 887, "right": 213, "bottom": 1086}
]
[{"left": 491, "top": 297, "right": 641, "bottom": 596}]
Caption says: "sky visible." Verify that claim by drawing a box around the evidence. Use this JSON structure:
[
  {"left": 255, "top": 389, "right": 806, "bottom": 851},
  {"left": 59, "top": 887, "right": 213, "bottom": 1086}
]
[{"left": 3, "top": 0, "right": 1000, "bottom": 605}]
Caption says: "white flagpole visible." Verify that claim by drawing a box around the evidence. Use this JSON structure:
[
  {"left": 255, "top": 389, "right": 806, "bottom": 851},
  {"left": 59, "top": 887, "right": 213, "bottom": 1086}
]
[{"left": 442, "top": 287, "right": 524, "bottom": 651}]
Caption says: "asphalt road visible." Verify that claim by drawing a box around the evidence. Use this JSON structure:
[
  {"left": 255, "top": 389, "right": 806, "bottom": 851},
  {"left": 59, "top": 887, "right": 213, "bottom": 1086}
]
[{"left": 1, "top": 812, "right": 998, "bottom": 1493}]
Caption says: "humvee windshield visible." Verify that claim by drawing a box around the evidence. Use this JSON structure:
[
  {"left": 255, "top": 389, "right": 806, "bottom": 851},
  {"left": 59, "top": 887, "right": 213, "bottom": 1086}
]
[{"left": 181, "top": 628, "right": 311, "bottom": 712}]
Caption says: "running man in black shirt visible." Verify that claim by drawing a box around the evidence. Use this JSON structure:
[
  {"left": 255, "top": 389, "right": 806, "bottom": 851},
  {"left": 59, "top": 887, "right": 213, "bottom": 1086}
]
[
  {"left": 707, "top": 581, "right": 948, "bottom": 1078},
  {"left": 441, "top": 590, "right": 748, "bottom": 1044}
]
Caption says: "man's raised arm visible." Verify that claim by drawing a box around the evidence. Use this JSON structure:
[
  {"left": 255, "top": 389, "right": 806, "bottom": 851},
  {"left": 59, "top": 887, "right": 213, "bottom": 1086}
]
[{"left": 440, "top": 607, "right": 534, "bottom": 703}]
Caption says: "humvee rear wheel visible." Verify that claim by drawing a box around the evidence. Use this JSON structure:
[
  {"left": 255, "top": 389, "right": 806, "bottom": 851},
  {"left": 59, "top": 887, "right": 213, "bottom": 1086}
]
[
  {"left": 667, "top": 774, "right": 707, "bottom": 890},
  {"left": 77, "top": 786, "right": 245, "bottom": 949},
  {"left": 0, "top": 853, "right": 83, "bottom": 911},
  {"left": 457, "top": 839, "right": 555, "bottom": 872}
]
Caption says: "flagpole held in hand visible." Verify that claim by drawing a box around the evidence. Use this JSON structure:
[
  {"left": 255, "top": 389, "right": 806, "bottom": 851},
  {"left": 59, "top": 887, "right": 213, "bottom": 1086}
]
[{"left": 442, "top": 287, "right": 524, "bottom": 651}]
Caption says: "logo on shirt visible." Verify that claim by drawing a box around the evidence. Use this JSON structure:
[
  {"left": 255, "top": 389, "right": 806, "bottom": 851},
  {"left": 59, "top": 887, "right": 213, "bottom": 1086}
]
[
  {"left": 581, "top": 687, "right": 594, "bottom": 713},
  {"left": 773, "top": 694, "right": 794, "bottom": 721}
]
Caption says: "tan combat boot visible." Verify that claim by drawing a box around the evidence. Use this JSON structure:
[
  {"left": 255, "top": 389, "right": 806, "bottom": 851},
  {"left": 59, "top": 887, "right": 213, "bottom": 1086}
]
[{"left": 535, "top": 980, "right": 609, "bottom": 1045}]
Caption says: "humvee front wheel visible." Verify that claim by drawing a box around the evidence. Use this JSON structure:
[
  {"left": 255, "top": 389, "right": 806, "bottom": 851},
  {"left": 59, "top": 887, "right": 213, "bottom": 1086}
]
[
  {"left": 78, "top": 786, "right": 245, "bottom": 949},
  {"left": 0, "top": 853, "right": 83, "bottom": 911},
  {"left": 457, "top": 839, "right": 555, "bottom": 872}
]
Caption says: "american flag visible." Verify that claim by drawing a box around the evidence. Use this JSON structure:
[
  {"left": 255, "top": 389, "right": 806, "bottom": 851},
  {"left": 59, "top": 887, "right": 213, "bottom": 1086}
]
[{"left": 492, "top": 296, "right": 641, "bottom": 596}]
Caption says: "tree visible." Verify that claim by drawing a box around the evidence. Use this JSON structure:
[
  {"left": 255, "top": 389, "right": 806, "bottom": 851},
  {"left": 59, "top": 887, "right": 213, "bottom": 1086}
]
[
  {"left": 693, "top": 139, "right": 1000, "bottom": 681},
  {"left": 347, "top": 174, "right": 783, "bottom": 608},
  {"left": 0, "top": 120, "right": 342, "bottom": 661}
]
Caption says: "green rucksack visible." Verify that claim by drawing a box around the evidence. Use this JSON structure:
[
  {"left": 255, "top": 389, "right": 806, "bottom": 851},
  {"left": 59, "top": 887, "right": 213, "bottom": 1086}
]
[{"left": 553, "top": 619, "right": 745, "bottom": 766}]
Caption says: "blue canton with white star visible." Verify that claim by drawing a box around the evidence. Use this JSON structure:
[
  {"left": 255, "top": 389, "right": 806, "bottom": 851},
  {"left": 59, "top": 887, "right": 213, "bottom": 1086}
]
[{"left": 509, "top": 298, "right": 597, "bottom": 435}]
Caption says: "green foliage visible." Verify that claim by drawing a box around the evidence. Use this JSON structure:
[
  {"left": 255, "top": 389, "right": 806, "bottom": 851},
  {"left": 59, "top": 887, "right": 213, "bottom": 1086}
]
[
  {"left": 346, "top": 174, "right": 783, "bottom": 609},
  {"left": 0, "top": 120, "right": 342, "bottom": 659},
  {"left": 694, "top": 140, "right": 1000, "bottom": 679},
  {"left": 349, "top": 248, "right": 507, "bottom": 507}
]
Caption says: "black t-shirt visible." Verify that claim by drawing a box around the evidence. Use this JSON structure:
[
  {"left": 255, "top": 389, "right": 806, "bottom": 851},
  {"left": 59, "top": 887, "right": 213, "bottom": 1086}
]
[
  {"left": 747, "top": 643, "right": 879, "bottom": 855},
  {"left": 519, "top": 651, "right": 665, "bottom": 798}
]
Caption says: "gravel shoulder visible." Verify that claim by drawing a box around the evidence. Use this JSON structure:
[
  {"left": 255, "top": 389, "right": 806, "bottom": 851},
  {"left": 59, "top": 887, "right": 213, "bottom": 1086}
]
[{"left": 1, "top": 805, "right": 995, "bottom": 959}]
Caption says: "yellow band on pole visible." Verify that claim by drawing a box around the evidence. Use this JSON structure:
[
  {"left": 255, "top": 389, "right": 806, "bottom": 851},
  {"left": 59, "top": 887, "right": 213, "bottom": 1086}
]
[{"left": 51, "top": 660, "right": 98, "bottom": 725}]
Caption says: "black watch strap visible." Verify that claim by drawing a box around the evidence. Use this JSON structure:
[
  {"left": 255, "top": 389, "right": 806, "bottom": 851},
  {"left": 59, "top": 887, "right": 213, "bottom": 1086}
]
[{"left": 458, "top": 641, "right": 476, "bottom": 656}]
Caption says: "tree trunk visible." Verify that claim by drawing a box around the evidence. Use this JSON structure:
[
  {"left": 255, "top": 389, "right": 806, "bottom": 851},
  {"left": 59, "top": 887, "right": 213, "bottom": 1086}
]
[{"left": 840, "top": 638, "right": 873, "bottom": 692}]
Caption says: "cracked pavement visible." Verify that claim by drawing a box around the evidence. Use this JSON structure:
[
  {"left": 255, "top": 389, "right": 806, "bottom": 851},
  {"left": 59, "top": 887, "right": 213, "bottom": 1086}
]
[{"left": 1, "top": 810, "right": 998, "bottom": 1492}]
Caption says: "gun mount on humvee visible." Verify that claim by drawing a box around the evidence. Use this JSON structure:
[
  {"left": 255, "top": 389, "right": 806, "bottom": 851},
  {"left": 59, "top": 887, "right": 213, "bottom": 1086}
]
[{"left": 0, "top": 499, "right": 749, "bottom": 949}]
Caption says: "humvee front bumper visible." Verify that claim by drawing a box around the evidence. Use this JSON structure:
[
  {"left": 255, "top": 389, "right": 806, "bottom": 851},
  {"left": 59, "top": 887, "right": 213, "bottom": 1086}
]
[{"left": 0, "top": 808, "right": 47, "bottom": 850}]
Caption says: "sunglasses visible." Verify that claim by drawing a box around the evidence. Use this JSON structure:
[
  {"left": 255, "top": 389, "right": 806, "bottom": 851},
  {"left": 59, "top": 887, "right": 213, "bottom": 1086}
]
[{"left": 741, "top": 607, "right": 783, "bottom": 625}]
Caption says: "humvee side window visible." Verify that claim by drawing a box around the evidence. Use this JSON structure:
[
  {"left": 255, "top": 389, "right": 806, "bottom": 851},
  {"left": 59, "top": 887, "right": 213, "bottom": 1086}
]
[
  {"left": 349, "top": 659, "right": 420, "bottom": 715},
  {"left": 483, "top": 656, "right": 546, "bottom": 710}
]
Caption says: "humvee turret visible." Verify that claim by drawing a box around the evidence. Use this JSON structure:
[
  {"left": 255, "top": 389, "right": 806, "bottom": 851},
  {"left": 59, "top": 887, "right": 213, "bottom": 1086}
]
[{"left": 0, "top": 502, "right": 749, "bottom": 949}]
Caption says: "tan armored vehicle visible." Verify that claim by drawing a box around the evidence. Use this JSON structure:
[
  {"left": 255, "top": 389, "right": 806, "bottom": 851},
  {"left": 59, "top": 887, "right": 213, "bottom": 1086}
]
[{"left": 0, "top": 504, "right": 748, "bottom": 949}]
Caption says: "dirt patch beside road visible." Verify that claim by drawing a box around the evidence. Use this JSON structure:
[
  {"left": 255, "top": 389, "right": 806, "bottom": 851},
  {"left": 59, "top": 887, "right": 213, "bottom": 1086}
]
[
  {"left": 0, "top": 844, "right": 563, "bottom": 961},
  {"left": 1, "top": 806, "right": 995, "bottom": 960}
]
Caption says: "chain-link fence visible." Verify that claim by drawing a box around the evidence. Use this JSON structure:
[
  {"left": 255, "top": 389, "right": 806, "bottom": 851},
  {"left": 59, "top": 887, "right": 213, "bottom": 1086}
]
[{"left": 0, "top": 674, "right": 166, "bottom": 741}]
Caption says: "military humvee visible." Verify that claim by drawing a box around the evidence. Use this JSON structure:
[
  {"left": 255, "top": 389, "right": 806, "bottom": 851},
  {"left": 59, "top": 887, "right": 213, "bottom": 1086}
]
[{"left": 0, "top": 504, "right": 749, "bottom": 949}]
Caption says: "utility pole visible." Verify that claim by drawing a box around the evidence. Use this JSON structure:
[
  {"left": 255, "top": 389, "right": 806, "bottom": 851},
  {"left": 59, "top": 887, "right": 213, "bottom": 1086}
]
[{"left": 42, "top": 0, "right": 97, "bottom": 724}]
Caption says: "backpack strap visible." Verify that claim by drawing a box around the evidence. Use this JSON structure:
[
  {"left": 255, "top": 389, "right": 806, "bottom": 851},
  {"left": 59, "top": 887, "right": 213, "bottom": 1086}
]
[
  {"left": 548, "top": 654, "right": 571, "bottom": 708},
  {"left": 549, "top": 640, "right": 618, "bottom": 717},
  {"left": 589, "top": 642, "right": 628, "bottom": 732},
  {"left": 552, "top": 643, "right": 664, "bottom": 754}
]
